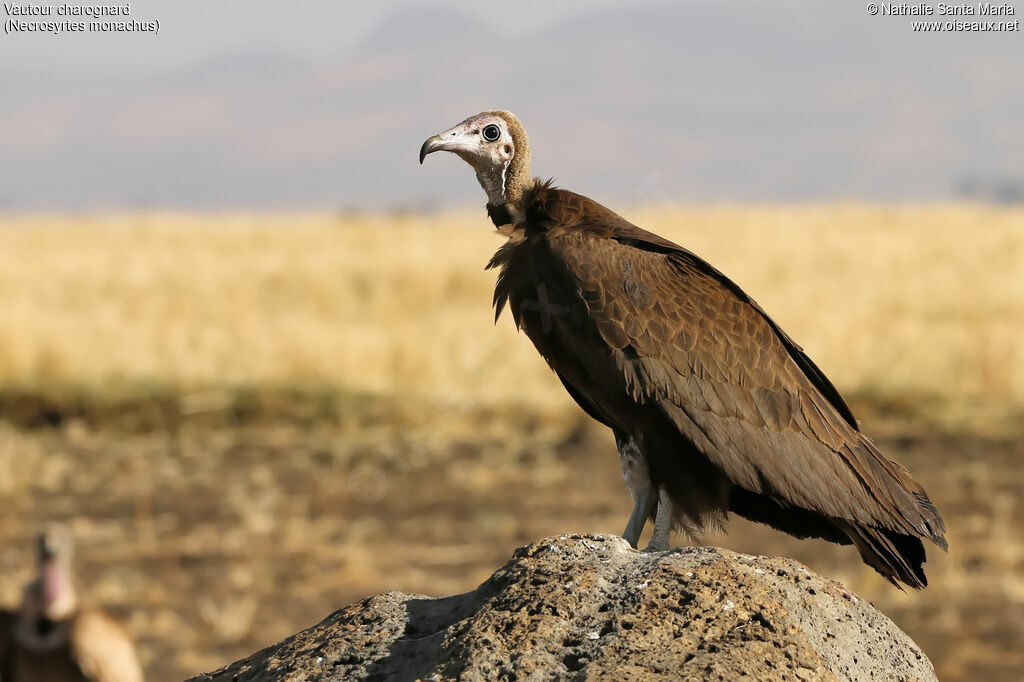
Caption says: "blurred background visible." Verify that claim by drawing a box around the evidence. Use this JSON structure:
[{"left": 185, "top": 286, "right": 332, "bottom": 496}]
[{"left": 1, "top": 1, "right": 1021, "bottom": 680}]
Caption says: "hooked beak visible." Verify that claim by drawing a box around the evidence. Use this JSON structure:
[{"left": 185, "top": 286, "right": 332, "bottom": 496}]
[
  {"left": 419, "top": 135, "right": 445, "bottom": 164},
  {"left": 419, "top": 121, "right": 477, "bottom": 164}
]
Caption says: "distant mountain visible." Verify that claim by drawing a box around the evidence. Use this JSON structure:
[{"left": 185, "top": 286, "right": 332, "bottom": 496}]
[{"left": 1, "top": 2, "right": 1021, "bottom": 210}]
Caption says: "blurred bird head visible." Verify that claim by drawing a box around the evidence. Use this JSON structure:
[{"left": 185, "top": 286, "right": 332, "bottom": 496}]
[
  {"left": 24, "top": 524, "right": 77, "bottom": 621},
  {"left": 420, "top": 110, "right": 533, "bottom": 207}
]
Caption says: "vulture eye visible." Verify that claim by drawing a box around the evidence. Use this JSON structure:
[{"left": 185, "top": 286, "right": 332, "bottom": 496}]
[{"left": 482, "top": 124, "right": 501, "bottom": 142}]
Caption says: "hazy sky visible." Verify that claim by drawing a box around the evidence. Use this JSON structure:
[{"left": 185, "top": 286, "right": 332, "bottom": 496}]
[{"left": 3, "top": 0, "right": 1022, "bottom": 209}]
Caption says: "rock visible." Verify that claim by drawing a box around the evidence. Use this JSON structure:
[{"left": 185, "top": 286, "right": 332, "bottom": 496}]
[{"left": 189, "top": 534, "right": 936, "bottom": 682}]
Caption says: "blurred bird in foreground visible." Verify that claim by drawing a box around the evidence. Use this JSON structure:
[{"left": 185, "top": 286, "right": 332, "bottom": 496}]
[{"left": 0, "top": 525, "right": 143, "bottom": 682}]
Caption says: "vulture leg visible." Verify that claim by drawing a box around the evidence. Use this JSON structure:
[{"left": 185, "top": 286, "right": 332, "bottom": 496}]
[
  {"left": 623, "top": 488, "right": 657, "bottom": 548},
  {"left": 617, "top": 434, "right": 658, "bottom": 548},
  {"left": 645, "top": 489, "right": 674, "bottom": 552}
]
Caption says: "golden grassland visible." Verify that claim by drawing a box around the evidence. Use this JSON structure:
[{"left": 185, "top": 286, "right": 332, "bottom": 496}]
[
  {"left": 0, "top": 204, "right": 1021, "bottom": 426},
  {"left": 0, "top": 205, "right": 1022, "bottom": 681}
]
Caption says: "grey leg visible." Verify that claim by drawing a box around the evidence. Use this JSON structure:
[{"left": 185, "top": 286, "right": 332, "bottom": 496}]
[
  {"left": 645, "top": 488, "right": 673, "bottom": 552},
  {"left": 623, "top": 488, "right": 657, "bottom": 548}
]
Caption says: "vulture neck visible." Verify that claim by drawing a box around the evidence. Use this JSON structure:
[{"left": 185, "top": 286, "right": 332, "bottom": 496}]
[
  {"left": 480, "top": 129, "right": 534, "bottom": 224},
  {"left": 15, "top": 572, "right": 78, "bottom": 649}
]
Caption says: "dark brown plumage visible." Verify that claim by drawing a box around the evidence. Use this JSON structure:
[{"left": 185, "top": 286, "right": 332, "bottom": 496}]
[{"left": 421, "top": 110, "right": 946, "bottom": 588}]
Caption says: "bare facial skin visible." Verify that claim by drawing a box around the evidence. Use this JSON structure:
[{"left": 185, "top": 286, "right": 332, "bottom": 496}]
[{"left": 420, "top": 110, "right": 532, "bottom": 208}]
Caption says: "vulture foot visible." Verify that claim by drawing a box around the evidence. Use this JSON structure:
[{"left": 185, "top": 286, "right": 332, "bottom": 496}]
[{"left": 644, "top": 489, "right": 674, "bottom": 552}]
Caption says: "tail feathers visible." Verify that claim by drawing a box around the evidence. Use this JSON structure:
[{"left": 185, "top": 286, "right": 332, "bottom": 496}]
[
  {"left": 729, "top": 483, "right": 947, "bottom": 589},
  {"left": 839, "top": 521, "right": 931, "bottom": 589}
]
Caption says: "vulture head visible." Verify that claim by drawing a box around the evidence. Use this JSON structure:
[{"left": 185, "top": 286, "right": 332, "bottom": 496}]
[
  {"left": 21, "top": 524, "right": 78, "bottom": 627},
  {"left": 420, "top": 110, "right": 534, "bottom": 209}
]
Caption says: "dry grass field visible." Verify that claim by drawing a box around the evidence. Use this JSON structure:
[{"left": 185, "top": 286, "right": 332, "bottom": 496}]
[{"left": 0, "top": 205, "right": 1021, "bottom": 681}]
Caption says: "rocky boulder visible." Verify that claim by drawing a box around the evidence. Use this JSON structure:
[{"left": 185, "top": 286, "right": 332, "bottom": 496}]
[{"left": 189, "top": 534, "right": 936, "bottom": 681}]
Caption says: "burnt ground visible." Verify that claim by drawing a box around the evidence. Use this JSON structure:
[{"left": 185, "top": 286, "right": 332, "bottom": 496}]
[{"left": 0, "top": 397, "right": 1020, "bottom": 681}]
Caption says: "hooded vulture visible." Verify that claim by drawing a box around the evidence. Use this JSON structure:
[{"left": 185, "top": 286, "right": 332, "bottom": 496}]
[
  {"left": 419, "top": 110, "right": 947, "bottom": 589},
  {"left": 0, "top": 526, "right": 144, "bottom": 682}
]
